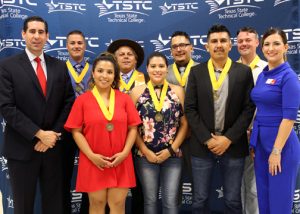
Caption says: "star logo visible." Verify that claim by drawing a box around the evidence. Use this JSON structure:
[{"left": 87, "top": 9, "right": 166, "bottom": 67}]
[
  {"left": 95, "top": 0, "right": 115, "bottom": 17},
  {"left": 150, "top": 34, "right": 170, "bottom": 52},
  {"left": 7, "top": 196, "right": 14, "bottom": 208},
  {"left": 45, "top": 0, "right": 86, "bottom": 14},
  {"left": 45, "top": 0, "right": 60, "bottom": 11},
  {"left": 159, "top": 2, "right": 173, "bottom": 15},
  {"left": 216, "top": 186, "right": 224, "bottom": 198},
  {"left": 205, "top": 0, "right": 224, "bottom": 14}
]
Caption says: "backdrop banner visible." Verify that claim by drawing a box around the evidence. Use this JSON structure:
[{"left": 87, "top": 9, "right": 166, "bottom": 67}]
[{"left": 0, "top": 0, "right": 300, "bottom": 213}]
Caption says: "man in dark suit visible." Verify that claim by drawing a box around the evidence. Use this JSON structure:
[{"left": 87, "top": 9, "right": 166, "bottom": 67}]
[
  {"left": 185, "top": 24, "right": 255, "bottom": 214},
  {"left": 0, "top": 16, "right": 75, "bottom": 214}
]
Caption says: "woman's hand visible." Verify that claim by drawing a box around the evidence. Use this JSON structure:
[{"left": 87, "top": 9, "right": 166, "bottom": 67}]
[
  {"left": 144, "top": 149, "right": 159, "bottom": 163},
  {"left": 109, "top": 152, "right": 128, "bottom": 167},
  {"left": 268, "top": 153, "right": 281, "bottom": 176},
  {"left": 156, "top": 149, "right": 171, "bottom": 164},
  {"left": 89, "top": 153, "right": 111, "bottom": 171}
]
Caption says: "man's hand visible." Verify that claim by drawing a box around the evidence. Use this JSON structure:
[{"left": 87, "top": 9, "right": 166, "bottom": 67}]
[
  {"left": 35, "top": 130, "right": 61, "bottom": 148},
  {"left": 34, "top": 141, "right": 49, "bottom": 152},
  {"left": 207, "top": 134, "right": 232, "bottom": 155}
]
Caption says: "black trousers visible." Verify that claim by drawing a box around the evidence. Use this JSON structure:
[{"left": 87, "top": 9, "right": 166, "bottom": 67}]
[
  {"left": 8, "top": 146, "right": 64, "bottom": 214},
  {"left": 62, "top": 134, "right": 89, "bottom": 214}
]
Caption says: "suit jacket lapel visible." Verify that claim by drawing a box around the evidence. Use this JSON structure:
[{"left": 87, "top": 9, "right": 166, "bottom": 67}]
[
  {"left": 19, "top": 52, "right": 45, "bottom": 97},
  {"left": 203, "top": 64, "right": 214, "bottom": 108},
  {"left": 226, "top": 63, "right": 237, "bottom": 113},
  {"left": 44, "top": 54, "right": 53, "bottom": 100},
  {"left": 202, "top": 64, "right": 215, "bottom": 126}
]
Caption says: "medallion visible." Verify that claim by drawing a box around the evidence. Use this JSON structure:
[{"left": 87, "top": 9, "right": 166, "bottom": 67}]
[
  {"left": 155, "top": 112, "right": 163, "bottom": 122},
  {"left": 75, "top": 85, "right": 82, "bottom": 92},
  {"left": 106, "top": 123, "right": 114, "bottom": 131},
  {"left": 213, "top": 90, "right": 219, "bottom": 100}
]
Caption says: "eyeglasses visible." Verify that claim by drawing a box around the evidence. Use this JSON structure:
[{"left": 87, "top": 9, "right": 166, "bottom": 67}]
[{"left": 171, "top": 43, "right": 191, "bottom": 50}]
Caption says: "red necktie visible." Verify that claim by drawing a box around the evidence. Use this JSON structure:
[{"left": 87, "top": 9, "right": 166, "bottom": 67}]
[{"left": 34, "top": 57, "right": 47, "bottom": 96}]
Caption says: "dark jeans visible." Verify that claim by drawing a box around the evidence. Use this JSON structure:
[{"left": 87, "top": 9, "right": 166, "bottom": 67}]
[
  {"left": 136, "top": 156, "right": 183, "bottom": 214},
  {"left": 191, "top": 154, "right": 245, "bottom": 214}
]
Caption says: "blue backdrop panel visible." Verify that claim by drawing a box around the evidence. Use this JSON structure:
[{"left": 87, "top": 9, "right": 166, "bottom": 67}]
[{"left": 0, "top": 0, "right": 300, "bottom": 213}]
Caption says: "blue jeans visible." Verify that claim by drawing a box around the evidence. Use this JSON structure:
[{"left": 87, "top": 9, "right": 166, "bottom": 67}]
[
  {"left": 136, "top": 156, "right": 183, "bottom": 214},
  {"left": 191, "top": 154, "right": 245, "bottom": 214}
]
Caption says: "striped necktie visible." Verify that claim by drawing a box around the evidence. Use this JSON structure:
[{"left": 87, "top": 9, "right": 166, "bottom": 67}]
[
  {"left": 74, "top": 63, "right": 85, "bottom": 96},
  {"left": 122, "top": 73, "right": 130, "bottom": 83}
]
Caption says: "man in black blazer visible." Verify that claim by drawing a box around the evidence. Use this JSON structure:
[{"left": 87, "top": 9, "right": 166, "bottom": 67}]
[
  {"left": 185, "top": 24, "right": 255, "bottom": 214},
  {"left": 0, "top": 16, "right": 75, "bottom": 214}
]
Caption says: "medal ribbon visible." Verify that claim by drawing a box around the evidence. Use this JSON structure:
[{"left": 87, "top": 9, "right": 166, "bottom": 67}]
[
  {"left": 119, "top": 70, "right": 139, "bottom": 92},
  {"left": 66, "top": 60, "right": 90, "bottom": 83},
  {"left": 135, "top": 72, "right": 146, "bottom": 86},
  {"left": 237, "top": 55, "right": 260, "bottom": 71},
  {"left": 92, "top": 86, "right": 115, "bottom": 121},
  {"left": 208, "top": 58, "right": 232, "bottom": 91},
  {"left": 249, "top": 55, "right": 260, "bottom": 71},
  {"left": 147, "top": 80, "right": 168, "bottom": 112},
  {"left": 172, "top": 59, "right": 195, "bottom": 87}
]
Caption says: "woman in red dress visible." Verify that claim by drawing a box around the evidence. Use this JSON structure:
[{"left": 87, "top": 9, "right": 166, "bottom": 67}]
[{"left": 64, "top": 54, "right": 141, "bottom": 214}]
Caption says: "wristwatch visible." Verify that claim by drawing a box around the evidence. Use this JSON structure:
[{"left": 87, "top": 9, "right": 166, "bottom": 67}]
[{"left": 272, "top": 147, "right": 282, "bottom": 155}]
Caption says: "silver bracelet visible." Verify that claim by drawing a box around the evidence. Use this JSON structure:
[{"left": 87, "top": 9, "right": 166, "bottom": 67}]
[{"left": 272, "top": 147, "right": 282, "bottom": 155}]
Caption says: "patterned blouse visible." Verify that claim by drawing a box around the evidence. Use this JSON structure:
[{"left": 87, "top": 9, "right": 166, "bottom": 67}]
[{"left": 136, "top": 85, "right": 183, "bottom": 156}]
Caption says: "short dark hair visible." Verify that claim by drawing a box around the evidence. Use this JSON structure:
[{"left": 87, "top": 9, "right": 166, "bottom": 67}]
[
  {"left": 171, "top": 31, "right": 191, "bottom": 43},
  {"left": 146, "top": 52, "right": 168, "bottom": 67},
  {"left": 261, "top": 27, "right": 287, "bottom": 46},
  {"left": 236, "top": 26, "right": 258, "bottom": 38},
  {"left": 91, "top": 54, "right": 120, "bottom": 89},
  {"left": 207, "top": 24, "right": 231, "bottom": 40},
  {"left": 23, "top": 16, "right": 48, "bottom": 33},
  {"left": 67, "top": 30, "right": 85, "bottom": 41}
]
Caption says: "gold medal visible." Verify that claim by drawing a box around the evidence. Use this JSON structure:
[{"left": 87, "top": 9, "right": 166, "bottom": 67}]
[
  {"left": 155, "top": 112, "right": 163, "bottom": 122},
  {"left": 106, "top": 123, "right": 114, "bottom": 131},
  {"left": 75, "top": 85, "right": 82, "bottom": 92},
  {"left": 213, "top": 90, "right": 219, "bottom": 100}
]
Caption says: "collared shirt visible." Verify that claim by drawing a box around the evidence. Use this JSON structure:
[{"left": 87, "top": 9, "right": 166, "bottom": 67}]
[
  {"left": 252, "top": 59, "right": 268, "bottom": 84},
  {"left": 214, "top": 70, "right": 229, "bottom": 133},
  {"left": 25, "top": 48, "right": 47, "bottom": 79},
  {"left": 121, "top": 69, "right": 134, "bottom": 83},
  {"left": 178, "top": 66, "right": 186, "bottom": 76},
  {"left": 68, "top": 58, "right": 92, "bottom": 93}
]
